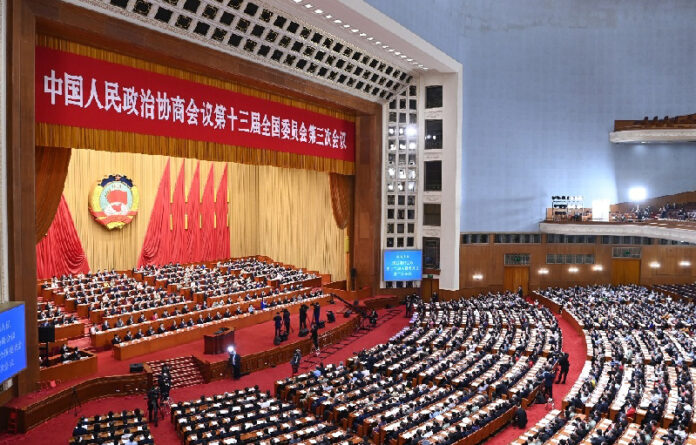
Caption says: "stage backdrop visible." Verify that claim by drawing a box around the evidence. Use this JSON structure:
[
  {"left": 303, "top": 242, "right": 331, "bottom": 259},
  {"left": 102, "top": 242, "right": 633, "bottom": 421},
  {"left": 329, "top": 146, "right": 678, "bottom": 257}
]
[{"left": 62, "top": 149, "right": 346, "bottom": 280}]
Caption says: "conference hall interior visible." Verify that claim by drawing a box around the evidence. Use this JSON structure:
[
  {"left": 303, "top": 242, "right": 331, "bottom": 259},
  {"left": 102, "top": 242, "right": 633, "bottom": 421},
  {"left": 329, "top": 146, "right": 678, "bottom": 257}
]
[{"left": 1, "top": 1, "right": 696, "bottom": 444}]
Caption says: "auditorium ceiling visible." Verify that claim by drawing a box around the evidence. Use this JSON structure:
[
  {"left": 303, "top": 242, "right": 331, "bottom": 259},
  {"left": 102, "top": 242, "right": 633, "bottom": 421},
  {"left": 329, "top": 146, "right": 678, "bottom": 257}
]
[{"left": 63, "top": 0, "right": 455, "bottom": 102}]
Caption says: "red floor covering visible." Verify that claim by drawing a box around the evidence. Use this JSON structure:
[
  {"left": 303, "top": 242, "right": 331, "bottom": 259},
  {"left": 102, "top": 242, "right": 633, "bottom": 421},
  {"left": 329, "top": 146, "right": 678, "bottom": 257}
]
[
  {"left": 4, "top": 307, "right": 410, "bottom": 445},
  {"left": 485, "top": 312, "right": 588, "bottom": 444},
  {"left": 9, "top": 302, "right": 350, "bottom": 409}
]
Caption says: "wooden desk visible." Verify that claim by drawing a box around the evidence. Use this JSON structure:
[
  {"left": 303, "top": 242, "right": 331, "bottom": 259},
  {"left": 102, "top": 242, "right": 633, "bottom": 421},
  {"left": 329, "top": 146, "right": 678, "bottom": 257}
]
[
  {"left": 93, "top": 294, "right": 327, "bottom": 349},
  {"left": 54, "top": 322, "right": 84, "bottom": 340},
  {"left": 204, "top": 329, "right": 235, "bottom": 355},
  {"left": 39, "top": 352, "right": 97, "bottom": 383},
  {"left": 113, "top": 319, "right": 238, "bottom": 360},
  {"left": 111, "top": 295, "right": 329, "bottom": 359}
]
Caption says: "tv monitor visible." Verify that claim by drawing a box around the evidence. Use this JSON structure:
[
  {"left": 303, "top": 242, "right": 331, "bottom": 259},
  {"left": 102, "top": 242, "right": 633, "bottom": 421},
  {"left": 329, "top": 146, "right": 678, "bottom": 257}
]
[
  {"left": 0, "top": 303, "right": 27, "bottom": 383},
  {"left": 383, "top": 249, "right": 423, "bottom": 281}
]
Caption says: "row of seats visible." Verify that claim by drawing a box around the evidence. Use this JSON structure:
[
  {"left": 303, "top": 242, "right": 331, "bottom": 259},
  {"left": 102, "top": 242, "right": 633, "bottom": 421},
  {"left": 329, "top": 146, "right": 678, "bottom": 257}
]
[
  {"left": 170, "top": 386, "right": 360, "bottom": 444},
  {"left": 275, "top": 292, "right": 562, "bottom": 445},
  {"left": 517, "top": 285, "right": 696, "bottom": 445},
  {"left": 70, "top": 409, "right": 153, "bottom": 445}
]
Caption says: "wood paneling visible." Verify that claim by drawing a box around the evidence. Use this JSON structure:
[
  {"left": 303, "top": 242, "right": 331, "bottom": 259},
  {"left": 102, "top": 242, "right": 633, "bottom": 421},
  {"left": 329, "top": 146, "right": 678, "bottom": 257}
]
[
  {"left": 611, "top": 259, "right": 641, "bottom": 285},
  {"left": 8, "top": 0, "right": 40, "bottom": 396},
  {"left": 503, "top": 267, "right": 529, "bottom": 294},
  {"left": 459, "top": 237, "right": 696, "bottom": 296},
  {"left": 352, "top": 114, "right": 382, "bottom": 292}
]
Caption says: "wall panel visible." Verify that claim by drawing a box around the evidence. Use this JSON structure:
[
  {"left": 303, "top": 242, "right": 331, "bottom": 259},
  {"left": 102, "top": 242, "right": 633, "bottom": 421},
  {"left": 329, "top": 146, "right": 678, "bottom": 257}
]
[{"left": 460, "top": 238, "right": 696, "bottom": 294}]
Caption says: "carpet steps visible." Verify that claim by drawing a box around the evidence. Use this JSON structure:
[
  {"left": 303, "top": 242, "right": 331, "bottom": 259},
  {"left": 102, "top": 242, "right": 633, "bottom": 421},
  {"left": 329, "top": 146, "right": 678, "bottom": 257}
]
[
  {"left": 296, "top": 308, "right": 404, "bottom": 372},
  {"left": 146, "top": 356, "right": 205, "bottom": 388}
]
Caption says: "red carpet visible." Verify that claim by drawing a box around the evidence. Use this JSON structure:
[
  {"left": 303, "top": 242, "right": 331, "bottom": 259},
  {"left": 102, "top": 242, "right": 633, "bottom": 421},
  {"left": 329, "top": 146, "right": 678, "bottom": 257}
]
[
  {"left": 485, "top": 312, "right": 587, "bottom": 444},
  {"left": 3, "top": 307, "right": 410, "bottom": 445},
  {"left": 9, "top": 302, "right": 350, "bottom": 408}
]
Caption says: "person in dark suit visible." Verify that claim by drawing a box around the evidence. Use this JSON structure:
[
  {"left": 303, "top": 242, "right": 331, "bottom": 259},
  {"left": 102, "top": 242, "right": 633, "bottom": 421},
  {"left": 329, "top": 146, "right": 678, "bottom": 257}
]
[
  {"left": 283, "top": 309, "right": 291, "bottom": 335},
  {"left": 147, "top": 387, "right": 160, "bottom": 427},
  {"left": 313, "top": 303, "right": 321, "bottom": 326},
  {"left": 311, "top": 323, "right": 320, "bottom": 355},
  {"left": 290, "top": 349, "right": 301, "bottom": 375},
  {"left": 273, "top": 312, "right": 282, "bottom": 338},
  {"left": 513, "top": 403, "right": 527, "bottom": 428},
  {"left": 228, "top": 347, "right": 241, "bottom": 380},
  {"left": 299, "top": 304, "right": 308, "bottom": 330},
  {"left": 556, "top": 352, "right": 570, "bottom": 384}
]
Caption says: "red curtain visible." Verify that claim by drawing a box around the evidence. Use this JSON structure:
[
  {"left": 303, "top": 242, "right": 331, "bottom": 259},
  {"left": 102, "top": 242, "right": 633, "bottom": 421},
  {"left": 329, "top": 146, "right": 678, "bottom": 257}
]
[
  {"left": 214, "top": 166, "right": 230, "bottom": 260},
  {"left": 185, "top": 162, "right": 202, "bottom": 263},
  {"left": 137, "top": 159, "right": 172, "bottom": 266},
  {"left": 36, "top": 146, "right": 72, "bottom": 242},
  {"left": 329, "top": 173, "right": 354, "bottom": 230},
  {"left": 170, "top": 162, "right": 187, "bottom": 262},
  {"left": 200, "top": 165, "right": 217, "bottom": 261},
  {"left": 36, "top": 195, "right": 90, "bottom": 279}
]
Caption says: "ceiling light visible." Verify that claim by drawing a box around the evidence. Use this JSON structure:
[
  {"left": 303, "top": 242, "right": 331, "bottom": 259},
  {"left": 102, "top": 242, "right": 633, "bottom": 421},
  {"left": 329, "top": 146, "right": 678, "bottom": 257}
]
[
  {"left": 343, "top": 24, "right": 350, "bottom": 28},
  {"left": 538, "top": 268, "right": 549, "bottom": 275},
  {"left": 472, "top": 274, "right": 483, "bottom": 281},
  {"left": 375, "top": 41, "right": 381, "bottom": 45},
  {"left": 325, "top": 14, "right": 332, "bottom": 19},
  {"left": 292, "top": 0, "right": 302, "bottom": 3},
  {"left": 649, "top": 261, "right": 661, "bottom": 269},
  {"left": 679, "top": 260, "right": 691, "bottom": 267},
  {"left": 388, "top": 48, "right": 394, "bottom": 52},
  {"left": 382, "top": 45, "right": 389, "bottom": 49},
  {"left": 405, "top": 125, "right": 417, "bottom": 137},
  {"left": 568, "top": 267, "right": 579, "bottom": 273},
  {"left": 592, "top": 265, "right": 603, "bottom": 271},
  {"left": 394, "top": 51, "right": 401, "bottom": 55},
  {"left": 333, "top": 19, "right": 342, "bottom": 23},
  {"left": 628, "top": 186, "right": 647, "bottom": 202},
  {"left": 359, "top": 33, "right": 367, "bottom": 37},
  {"left": 351, "top": 28, "right": 359, "bottom": 33},
  {"left": 367, "top": 37, "right": 373, "bottom": 41},
  {"left": 314, "top": 9, "right": 323, "bottom": 14},
  {"left": 400, "top": 55, "right": 407, "bottom": 58},
  {"left": 407, "top": 58, "right": 413, "bottom": 61},
  {"left": 304, "top": 4, "right": 313, "bottom": 8}
]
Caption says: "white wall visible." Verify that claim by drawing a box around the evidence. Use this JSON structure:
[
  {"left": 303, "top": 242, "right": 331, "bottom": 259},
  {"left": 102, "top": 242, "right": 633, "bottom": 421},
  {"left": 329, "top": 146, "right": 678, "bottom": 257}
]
[{"left": 367, "top": 0, "right": 696, "bottom": 232}]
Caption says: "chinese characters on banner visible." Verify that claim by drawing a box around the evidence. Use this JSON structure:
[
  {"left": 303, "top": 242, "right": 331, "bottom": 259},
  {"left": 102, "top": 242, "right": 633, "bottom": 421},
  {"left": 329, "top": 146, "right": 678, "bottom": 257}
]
[{"left": 35, "top": 46, "right": 355, "bottom": 162}]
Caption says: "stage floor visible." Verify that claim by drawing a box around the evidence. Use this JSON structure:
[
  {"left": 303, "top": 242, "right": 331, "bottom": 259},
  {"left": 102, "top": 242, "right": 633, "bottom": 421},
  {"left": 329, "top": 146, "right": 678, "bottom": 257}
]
[{"left": 10, "top": 302, "right": 353, "bottom": 409}]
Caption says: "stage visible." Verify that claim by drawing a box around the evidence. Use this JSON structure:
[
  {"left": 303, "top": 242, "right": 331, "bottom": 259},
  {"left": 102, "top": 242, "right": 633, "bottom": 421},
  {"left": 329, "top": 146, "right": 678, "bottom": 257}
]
[{"left": 8, "top": 302, "right": 353, "bottom": 410}]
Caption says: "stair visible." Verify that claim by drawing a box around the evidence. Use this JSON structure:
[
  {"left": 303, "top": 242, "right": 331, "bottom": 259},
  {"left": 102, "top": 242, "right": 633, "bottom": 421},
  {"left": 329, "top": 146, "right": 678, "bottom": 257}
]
[
  {"left": 298, "top": 307, "right": 402, "bottom": 371},
  {"left": 146, "top": 356, "right": 205, "bottom": 388}
]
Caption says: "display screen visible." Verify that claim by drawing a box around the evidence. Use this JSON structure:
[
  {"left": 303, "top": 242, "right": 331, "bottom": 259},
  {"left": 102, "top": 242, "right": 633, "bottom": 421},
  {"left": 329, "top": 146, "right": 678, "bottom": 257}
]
[
  {"left": 383, "top": 250, "right": 423, "bottom": 281},
  {"left": 0, "top": 303, "right": 26, "bottom": 383}
]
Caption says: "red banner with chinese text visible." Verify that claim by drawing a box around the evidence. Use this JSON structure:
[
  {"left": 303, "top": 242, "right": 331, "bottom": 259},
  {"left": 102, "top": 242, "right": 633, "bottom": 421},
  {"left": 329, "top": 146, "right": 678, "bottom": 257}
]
[{"left": 35, "top": 46, "right": 355, "bottom": 162}]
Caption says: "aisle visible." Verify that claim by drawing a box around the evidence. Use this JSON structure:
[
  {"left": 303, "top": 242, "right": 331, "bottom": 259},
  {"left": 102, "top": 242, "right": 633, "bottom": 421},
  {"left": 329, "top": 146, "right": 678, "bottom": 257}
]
[{"left": 485, "top": 312, "right": 587, "bottom": 444}]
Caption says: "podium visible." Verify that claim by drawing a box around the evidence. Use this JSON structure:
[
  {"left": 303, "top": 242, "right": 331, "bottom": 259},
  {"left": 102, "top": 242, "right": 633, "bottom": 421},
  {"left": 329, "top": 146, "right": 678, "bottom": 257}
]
[{"left": 204, "top": 328, "right": 235, "bottom": 355}]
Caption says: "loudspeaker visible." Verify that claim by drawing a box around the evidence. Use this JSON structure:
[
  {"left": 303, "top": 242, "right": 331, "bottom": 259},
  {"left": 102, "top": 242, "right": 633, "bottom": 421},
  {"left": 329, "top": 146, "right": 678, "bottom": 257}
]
[
  {"left": 130, "top": 363, "right": 144, "bottom": 373},
  {"left": 273, "top": 336, "right": 281, "bottom": 346},
  {"left": 344, "top": 310, "right": 352, "bottom": 318},
  {"left": 327, "top": 311, "right": 336, "bottom": 323},
  {"left": 298, "top": 328, "right": 309, "bottom": 337},
  {"left": 38, "top": 325, "right": 55, "bottom": 343}
]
